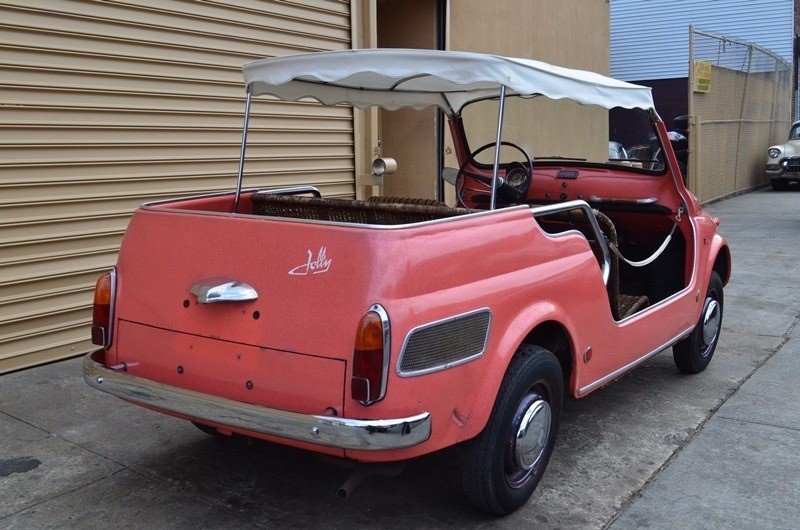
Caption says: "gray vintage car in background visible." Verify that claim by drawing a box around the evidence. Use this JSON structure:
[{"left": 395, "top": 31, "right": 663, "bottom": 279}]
[{"left": 766, "top": 121, "right": 800, "bottom": 190}]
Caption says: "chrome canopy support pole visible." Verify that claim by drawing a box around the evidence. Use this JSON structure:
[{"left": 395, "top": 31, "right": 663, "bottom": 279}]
[
  {"left": 489, "top": 85, "right": 507, "bottom": 210},
  {"left": 233, "top": 88, "right": 253, "bottom": 213}
]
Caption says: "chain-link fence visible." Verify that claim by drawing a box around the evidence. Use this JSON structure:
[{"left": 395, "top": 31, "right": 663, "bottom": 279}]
[{"left": 688, "top": 27, "right": 792, "bottom": 203}]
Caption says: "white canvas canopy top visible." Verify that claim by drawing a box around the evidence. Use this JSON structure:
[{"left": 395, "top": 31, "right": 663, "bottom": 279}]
[{"left": 242, "top": 48, "right": 654, "bottom": 115}]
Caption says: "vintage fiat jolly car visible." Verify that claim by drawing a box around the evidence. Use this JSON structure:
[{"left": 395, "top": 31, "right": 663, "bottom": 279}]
[
  {"left": 84, "top": 49, "right": 730, "bottom": 515},
  {"left": 765, "top": 120, "right": 800, "bottom": 190}
]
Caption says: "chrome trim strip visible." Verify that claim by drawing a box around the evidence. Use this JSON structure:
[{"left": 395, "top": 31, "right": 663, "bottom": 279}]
[
  {"left": 577, "top": 325, "right": 695, "bottom": 396},
  {"left": 83, "top": 350, "right": 430, "bottom": 450},
  {"left": 531, "top": 200, "right": 611, "bottom": 286},
  {"left": 260, "top": 185, "right": 322, "bottom": 198},
  {"left": 587, "top": 195, "right": 658, "bottom": 205},
  {"left": 358, "top": 303, "right": 391, "bottom": 405},
  {"left": 106, "top": 267, "right": 117, "bottom": 349},
  {"left": 396, "top": 308, "right": 492, "bottom": 377},
  {"left": 141, "top": 188, "right": 259, "bottom": 208}
]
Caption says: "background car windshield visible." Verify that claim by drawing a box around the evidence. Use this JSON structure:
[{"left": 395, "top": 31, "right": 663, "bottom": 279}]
[
  {"left": 459, "top": 96, "right": 665, "bottom": 172},
  {"left": 789, "top": 124, "right": 800, "bottom": 139}
]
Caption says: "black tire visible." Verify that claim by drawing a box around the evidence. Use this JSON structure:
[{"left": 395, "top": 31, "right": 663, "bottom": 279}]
[
  {"left": 673, "top": 271, "right": 724, "bottom": 373},
  {"left": 462, "top": 345, "right": 563, "bottom": 515},
  {"left": 771, "top": 178, "right": 789, "bottom": 191}
]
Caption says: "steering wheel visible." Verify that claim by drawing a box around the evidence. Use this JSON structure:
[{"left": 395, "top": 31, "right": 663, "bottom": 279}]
[{"left": 455, "top": 141, "right": 533, "bottom": 208}]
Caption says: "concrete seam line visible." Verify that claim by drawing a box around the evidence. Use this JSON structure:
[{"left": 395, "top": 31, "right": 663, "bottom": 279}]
[
  {"left": 603, "top": 310, "right": 800, "bottom": 529},
  {"left": 715, "top": 416, "right": 800, "bottom": 434},
  {"left": 0, "top": 468, "right": 126, "bottom": 522},
  {"left": 0, "top": 404, "right": 247, "bottom": 516}
]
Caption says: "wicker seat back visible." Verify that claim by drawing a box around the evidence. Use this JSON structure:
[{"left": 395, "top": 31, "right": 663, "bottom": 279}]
[{"left": 250, "top": 193, "right": 477, "bottom": 225}]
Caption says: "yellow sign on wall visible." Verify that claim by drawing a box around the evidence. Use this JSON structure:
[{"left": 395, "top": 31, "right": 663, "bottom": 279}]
[{"left": 694, "top": 60, "right": 712, "bottom": 93}]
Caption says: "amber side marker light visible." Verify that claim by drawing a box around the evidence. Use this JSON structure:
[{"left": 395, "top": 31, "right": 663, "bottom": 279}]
[
  {"left": 351, "top": 306, "right": 389, "bottom": 405},
  {"left": 91, "top": 270, "right": 116, "bottom": 348}
]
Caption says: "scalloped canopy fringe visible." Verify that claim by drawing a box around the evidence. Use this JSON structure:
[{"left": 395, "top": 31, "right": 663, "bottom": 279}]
[{"left": 242, "top": 49, "right": 654, "bottom": 115}]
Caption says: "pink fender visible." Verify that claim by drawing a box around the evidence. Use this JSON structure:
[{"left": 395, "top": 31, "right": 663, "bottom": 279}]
[{"left": 463, "top": 301, "right": 580, "bottom": 429}]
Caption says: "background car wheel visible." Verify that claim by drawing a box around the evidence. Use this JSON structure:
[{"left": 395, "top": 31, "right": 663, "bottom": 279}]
[
  {"left": 771, "top": 178, "right": 789, "bottom": 191},
  {"left": 462, "top": 344, "right": 563, "bottom": 515},
  {"left": 673, "top": 271, "right": 724, "bottom": 373}
]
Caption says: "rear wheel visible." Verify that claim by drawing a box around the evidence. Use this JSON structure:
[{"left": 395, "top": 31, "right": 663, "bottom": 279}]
[
  {"left": 771, "top": 178, "right": 789, "bottom": 191},
  {"left": 462, "top": 345, "right": 563, "bottom": 515},
  {"left": 673, "top": 271, "right": 723, "bottom": 373}
]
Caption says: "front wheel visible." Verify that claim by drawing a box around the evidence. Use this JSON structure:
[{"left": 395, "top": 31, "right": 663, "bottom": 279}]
[
  {"left": 462, "top": 345, "right": 563, "bottom": 515},
  {"left": 673, "top": 271, "right": 724, "bottom": 373}
]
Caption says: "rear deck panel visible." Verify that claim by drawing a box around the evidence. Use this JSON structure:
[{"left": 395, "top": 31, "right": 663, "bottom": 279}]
[{"left": 116, "top": 320, "right": 346, "bottom": 418}]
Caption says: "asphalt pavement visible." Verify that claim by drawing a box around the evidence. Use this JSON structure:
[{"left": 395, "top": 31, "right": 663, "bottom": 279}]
[{"left": 1, "top": 187, "right": 798, "bottom": 529}]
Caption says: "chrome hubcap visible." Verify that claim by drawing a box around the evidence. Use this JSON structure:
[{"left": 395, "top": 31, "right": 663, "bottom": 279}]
[
  {"left": 701, "top": 298, "right": 720, "bottom": 349},
  {"left": 513, "top": 399, "right": 552, "bottom": 470}
]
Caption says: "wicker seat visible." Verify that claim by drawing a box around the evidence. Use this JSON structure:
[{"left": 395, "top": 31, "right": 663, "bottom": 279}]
[
  {"left": 367, "top": 196, "right": 447, "bottom": 207},
  {"left": 250, "top": 193, "right": 477, "bottom": 225}
]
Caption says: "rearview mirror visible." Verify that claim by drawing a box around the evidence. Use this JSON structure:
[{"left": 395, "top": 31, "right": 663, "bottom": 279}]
[{"left": 442, "top": 167, "right": 459, "bottom": 186}]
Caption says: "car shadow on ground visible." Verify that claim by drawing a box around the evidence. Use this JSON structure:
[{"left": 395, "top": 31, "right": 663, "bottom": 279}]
[
  {"left": 117, "top": 353, "right": 698, "bottom": 528},
  {"left": 136, "top": 421, "right": 492, "bottom": 527}
]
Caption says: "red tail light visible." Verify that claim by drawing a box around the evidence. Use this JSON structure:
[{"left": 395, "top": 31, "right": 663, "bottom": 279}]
[
  {"left": 351, "top": 305, "right": 389, "bottom": 405},
  {"left": 91, "top": 269, "right": 116, "bottom": 348}
]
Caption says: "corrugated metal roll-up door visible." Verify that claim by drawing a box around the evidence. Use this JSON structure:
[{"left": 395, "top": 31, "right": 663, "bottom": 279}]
[{"left": 0, "top": 0, "right": 355, "bottom": 373}]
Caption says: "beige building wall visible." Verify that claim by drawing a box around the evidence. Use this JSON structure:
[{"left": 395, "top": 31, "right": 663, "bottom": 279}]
[
  {"left": 446, "top": 0, "right": 611, "bottom": 182},
  {"left": 690, "top": 65, "right": 792, "bottom": 202}
]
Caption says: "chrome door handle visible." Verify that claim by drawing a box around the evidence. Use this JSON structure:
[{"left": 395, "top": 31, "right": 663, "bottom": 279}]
[{"left": 190, "top": 277, "right": 258, "bottom": 304}]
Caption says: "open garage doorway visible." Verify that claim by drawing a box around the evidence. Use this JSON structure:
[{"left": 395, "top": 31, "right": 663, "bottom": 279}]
[{"left": 376, "top": 0, "right": 446, "bottom": 201}]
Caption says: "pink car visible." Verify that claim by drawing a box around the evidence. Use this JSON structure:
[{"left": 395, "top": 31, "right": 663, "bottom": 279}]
[{"left": 84, "top": 50, "right": 730, "bottom": 515}]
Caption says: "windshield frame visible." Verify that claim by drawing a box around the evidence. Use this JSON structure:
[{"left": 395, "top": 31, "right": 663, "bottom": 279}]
[{"left": 455, "top": 94, "right": 669, "bottom": 177}]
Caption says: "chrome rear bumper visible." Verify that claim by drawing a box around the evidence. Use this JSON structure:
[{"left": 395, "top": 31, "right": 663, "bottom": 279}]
[{"left": 83, "top": 350, "right": 430, "bottom": 450}]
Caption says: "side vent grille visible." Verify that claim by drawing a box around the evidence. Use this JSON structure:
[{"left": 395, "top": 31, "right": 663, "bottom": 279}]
[{"left": 397, "top": 309, "right": 491, "bottom": 376}]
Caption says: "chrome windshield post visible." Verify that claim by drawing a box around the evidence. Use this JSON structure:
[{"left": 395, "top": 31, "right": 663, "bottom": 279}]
[
  {"left": 489, "top": 85, "right": 507, "bottom": 210},
  {"left": 233, "top": 87, "right": 253, "bottom": 213}
]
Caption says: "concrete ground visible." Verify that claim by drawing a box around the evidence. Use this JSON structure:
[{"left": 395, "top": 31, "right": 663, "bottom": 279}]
[{"left": 1, "top": 188, "right": 798, "bottom": 529}]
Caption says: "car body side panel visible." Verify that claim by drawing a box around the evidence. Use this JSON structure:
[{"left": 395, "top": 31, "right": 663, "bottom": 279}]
[
  {"left": 106, "top": 159, "right": 719, "bottom": 462},
  {"left": 345, "top": 214, "right": 701, "bottom": 461}
]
